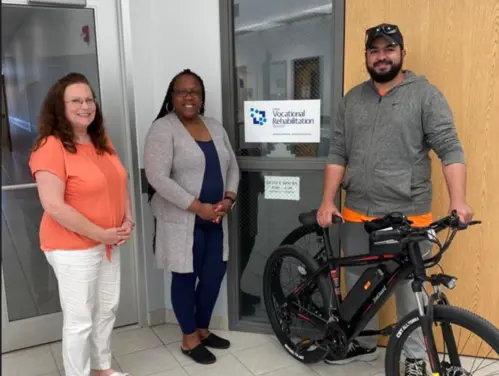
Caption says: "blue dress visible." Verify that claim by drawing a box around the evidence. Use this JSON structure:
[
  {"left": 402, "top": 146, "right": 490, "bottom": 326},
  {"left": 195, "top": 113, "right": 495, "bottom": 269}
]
[{"left": 195, "top": 140, "right": 224, "bottom": 225}]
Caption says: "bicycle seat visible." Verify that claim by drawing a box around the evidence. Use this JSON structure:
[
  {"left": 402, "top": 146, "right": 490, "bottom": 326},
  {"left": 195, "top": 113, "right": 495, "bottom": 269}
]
[
  {"left": 298, "top": 210, "right": 319, "bottom": 226},
  {"left": 298, "top": 210, "right": 342, "bottom": 226}
]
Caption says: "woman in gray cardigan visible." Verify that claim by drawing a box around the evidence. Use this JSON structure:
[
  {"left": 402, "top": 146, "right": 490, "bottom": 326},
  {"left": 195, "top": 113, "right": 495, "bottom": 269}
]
[{"left": 144, "top": 69, "right": 239, "bottom": 365}]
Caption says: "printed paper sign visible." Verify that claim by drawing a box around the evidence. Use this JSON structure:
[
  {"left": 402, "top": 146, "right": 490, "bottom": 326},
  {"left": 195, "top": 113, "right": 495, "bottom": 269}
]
[
  {"left": 264, "top": 176, "right": 300, "bottom": 201},
  {"left": 244, "top": 100, "right": 321, "bottom": 143}
]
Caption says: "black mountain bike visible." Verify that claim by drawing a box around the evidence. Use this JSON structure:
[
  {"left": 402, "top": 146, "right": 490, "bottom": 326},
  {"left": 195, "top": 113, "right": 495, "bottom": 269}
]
[{"left": 263, "top": 210, "right": 499, "bottom": 375}]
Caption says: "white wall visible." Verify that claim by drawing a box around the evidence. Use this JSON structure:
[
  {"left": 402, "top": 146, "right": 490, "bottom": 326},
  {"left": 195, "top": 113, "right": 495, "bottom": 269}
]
[
  {"left": 129, "top": 0, "right": 228, "bottom": 320},
  {"left": 133, "top": 0, "right": 224, "bottom": 168}
]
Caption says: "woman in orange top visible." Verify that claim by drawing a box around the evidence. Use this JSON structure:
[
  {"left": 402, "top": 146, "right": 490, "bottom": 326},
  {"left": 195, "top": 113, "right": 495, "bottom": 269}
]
[{"left": 29, "top": 73, "right": 133, "bottom": 376}]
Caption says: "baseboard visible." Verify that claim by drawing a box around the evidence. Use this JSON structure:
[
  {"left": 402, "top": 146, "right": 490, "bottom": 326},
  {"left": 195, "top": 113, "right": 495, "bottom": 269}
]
[
  {"left": 148, "top": 308, "right": 167, "bottom": 326},
  {"left": 165, "top": 308, "right": 229, "bottom": 331}
]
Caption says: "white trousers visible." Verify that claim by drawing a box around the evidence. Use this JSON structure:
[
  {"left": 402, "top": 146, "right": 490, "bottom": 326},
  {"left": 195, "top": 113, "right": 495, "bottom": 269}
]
[{"left": 45, "top": 245, "right": 121, "bottom": 376}]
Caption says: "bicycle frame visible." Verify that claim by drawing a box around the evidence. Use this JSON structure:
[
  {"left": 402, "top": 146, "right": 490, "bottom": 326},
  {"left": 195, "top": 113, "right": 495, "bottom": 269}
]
[
  {"left": 289, "top": 227, "right": 418, "bottom": 339},
  {"left": 277, "top": 211, "right": 483, "bottom": 374}
]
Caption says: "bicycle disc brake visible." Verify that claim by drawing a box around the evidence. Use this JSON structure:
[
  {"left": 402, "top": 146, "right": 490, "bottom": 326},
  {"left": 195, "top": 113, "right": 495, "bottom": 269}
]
[{"left": 441, "top": 362, "right": 471, "bottom": 376}]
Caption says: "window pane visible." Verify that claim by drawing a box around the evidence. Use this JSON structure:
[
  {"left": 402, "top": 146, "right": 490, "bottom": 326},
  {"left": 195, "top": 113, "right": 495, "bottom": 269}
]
[
  {"left": 238, "top": 170, "right": 328, "bottom": 321},
  {"left": 234, "top": 0, "right": 333, "bottom": 158},
  {"left": 1, "top": 5, "right": 99, "bottom": 186},
  {"left": 1, "top": 5, "right": 99, "bottom": 321}
]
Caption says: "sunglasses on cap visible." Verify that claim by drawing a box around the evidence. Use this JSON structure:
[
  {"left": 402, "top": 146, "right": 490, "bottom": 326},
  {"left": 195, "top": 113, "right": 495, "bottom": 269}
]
[
  {"left": 365, "top": 23, "right": 404, "bottom": 49},
  {"left": 366, "top": 24, "right": 399, "bottom": 36}
]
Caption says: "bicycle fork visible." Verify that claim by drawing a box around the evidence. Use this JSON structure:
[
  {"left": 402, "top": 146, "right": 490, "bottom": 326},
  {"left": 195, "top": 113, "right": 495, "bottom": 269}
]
[
  {"left": 409, "top": 243, "right": 461, "bottom": 375},
  {"left": 409, "top": 242, "right": 443, "bottom": 375}
]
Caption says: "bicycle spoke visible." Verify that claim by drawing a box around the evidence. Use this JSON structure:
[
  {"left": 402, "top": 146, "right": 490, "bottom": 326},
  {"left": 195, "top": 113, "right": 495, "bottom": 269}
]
[
  {"left": 390, "top": 311, "right": 498, "bottom": 376},
  {"left": 459, "top": 329, "right": 474, "bottom": 356},
  {"left": 470, "top": 340, "right": 484, "bottom": 372}
]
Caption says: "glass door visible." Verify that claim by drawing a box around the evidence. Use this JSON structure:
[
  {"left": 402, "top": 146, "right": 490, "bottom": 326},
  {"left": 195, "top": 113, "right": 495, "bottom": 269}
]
[
  {"left": 219, "top": 0, "right": 345, "bottom": 331},
  {"left": 1, "top": 0, "right": 138, "bottom": 353}
]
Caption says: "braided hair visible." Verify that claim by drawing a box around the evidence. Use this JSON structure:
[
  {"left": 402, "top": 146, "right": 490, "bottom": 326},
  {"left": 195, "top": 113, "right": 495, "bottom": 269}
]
[
  {"left": 148, "top": 70, "right": 206, "bottom": 253},
  {"left": 154, "top": 68, "right": 206, "bottom": 121},
  {"left": 147, "top": 69, "right": 206, "bottom": 204}
]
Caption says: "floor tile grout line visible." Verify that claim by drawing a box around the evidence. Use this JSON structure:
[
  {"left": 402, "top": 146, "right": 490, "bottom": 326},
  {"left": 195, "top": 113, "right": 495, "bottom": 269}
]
[
  {"left": 151, "top": 322, "right": 278, "bottom": 358},
  {"left": 308, "top": 361, "right": 323, "bottom": 376},
  {"left": 150, "top": 325, "right": 167, "bottom": 344},
  {"left": 228, "top": 350, "right": 261, "bottom": 376},
  {"left": 151, "top": 325, "right": 186, "bottom": 347},
  {"left": 113, "top": 343, "right": 166, "bottom": 359},
  {"left": 112, "top": 325, "right": 173, "bottom": 359},
  {"left": 230, "top": 340, "right": 312, "bottom": 376},
  {"left": 47, "top": 342, "right": 62, "bottom": 373},
  {"left": 227, "top": 335, "right": 279, "bottom": 356},
  {"left": 47, "top": 333, "right": 168, "bottom": 372}
]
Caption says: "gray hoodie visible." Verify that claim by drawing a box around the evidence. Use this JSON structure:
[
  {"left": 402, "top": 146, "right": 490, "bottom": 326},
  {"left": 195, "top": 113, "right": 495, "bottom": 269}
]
[{"left": 327, "top": 71, "right": 465, "bottom": 217}]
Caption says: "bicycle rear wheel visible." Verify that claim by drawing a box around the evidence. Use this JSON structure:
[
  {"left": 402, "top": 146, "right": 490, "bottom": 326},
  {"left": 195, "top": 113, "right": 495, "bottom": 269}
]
[
  {"left": 263, "top": 245, "right": 332, "bottom": 364},
  {"left": 280, "top": 224, "right": 328, "bottom": 262},
  {"left": 385, "top": 305, "right": 499, "bottom": 376}
]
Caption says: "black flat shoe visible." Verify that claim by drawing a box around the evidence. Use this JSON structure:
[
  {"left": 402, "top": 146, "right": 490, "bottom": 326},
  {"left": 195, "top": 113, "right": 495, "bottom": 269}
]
[
  {"left": 181, "top": 344, "right": 216, "bottom": 364},
  {"left": 201, "top": 333, "right": 231, "bottom": 349}
]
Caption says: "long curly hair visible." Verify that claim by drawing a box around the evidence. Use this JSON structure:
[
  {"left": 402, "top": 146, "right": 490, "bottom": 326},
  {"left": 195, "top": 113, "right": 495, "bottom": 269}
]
[{"left": 31, "top": 72, "right": 114, "bottom": 155}]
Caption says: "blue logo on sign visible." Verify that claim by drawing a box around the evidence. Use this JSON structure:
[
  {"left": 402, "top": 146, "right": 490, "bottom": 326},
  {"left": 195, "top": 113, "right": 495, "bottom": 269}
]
[{"left": 249, "top": 108, "right": 267, "bottom": 126}]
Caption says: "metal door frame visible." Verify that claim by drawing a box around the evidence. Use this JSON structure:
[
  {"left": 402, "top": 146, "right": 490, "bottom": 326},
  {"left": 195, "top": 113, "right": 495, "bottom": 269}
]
[
  {"left": 1, "top": 0, "right": 147, "bottom": 353},
  {"left": 218, "top": 0, "right": 346, "bottom": 333}
]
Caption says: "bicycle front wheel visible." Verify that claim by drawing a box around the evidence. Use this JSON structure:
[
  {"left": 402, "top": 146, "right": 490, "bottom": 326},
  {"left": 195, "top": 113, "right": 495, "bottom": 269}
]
[{"left": 385, "top": 305, "right": 499, "bottom": 376}]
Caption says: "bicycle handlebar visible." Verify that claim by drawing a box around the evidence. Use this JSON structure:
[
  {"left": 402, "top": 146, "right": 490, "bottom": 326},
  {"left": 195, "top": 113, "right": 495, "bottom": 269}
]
[
  {"left": 369, "top": 210, "right": 481, "bottom": 265},
  {"left": 371, "top": 211, "right": 479, "bottom": 238}
]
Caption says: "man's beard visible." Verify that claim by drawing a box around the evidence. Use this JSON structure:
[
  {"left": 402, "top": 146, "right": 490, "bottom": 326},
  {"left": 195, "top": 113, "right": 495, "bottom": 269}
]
[{"left": 366, "top": 57, "right": 403, "bottom": 83}]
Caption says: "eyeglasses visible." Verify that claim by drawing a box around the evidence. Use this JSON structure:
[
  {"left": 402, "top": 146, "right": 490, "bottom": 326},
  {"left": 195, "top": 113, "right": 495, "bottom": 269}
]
[
  {"left": 366, "top": 24, "right": 399, "bottom": 36},
  {"left": 65, "top": 98, "right": 96, "bottom": 107},
  {"left": 173, "top": 89, "right": 201, "bottom": 98}
]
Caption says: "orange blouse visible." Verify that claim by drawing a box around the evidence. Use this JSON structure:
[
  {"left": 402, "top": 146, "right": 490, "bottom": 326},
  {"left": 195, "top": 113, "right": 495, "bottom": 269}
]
[{"left": 29, "top": 136, "right": 127, "bottom": 259}]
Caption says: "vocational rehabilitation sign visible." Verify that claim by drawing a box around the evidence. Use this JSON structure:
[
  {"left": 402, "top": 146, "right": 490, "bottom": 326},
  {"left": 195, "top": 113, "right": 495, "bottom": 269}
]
[{"left": 244, "top": 99, "right": 321, "bottom": 143}]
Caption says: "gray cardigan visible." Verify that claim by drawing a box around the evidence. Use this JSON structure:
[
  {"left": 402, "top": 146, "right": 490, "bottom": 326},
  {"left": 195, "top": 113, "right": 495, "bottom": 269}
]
[{"left": 143, "top": 113, "right": 240, "bottom": 273}]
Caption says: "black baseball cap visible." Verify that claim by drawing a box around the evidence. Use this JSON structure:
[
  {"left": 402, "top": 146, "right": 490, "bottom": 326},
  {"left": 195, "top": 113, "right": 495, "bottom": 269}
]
[{"left": 365, "top": 23, "right": 404, "bottom": 50}]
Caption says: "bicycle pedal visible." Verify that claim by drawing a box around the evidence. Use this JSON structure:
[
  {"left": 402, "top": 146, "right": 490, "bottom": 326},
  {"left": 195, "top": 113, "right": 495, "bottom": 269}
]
[{"left": 296, "top": 338, "right": 320, "bottom": 351}]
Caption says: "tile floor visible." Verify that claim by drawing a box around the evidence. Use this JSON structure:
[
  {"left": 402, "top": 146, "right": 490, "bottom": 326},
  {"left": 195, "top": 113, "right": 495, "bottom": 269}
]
[
  {"left": 3, "top": 323, "right": 499, "bottom": 376},
  {"left": 2, "top": 324, "right": 387, "bottom": 376}
]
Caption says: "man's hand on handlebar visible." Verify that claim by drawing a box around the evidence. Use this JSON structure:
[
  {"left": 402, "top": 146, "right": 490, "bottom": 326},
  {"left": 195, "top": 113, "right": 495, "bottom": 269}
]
[
  {"left": 369, "top": 210, "right": 481, "bottom": 246},
  {"left": 450, "top": 201, "right": 474, "bottom": 225},
  {"left": 317, "top": 201, "right": 343, "bottom": 228}
]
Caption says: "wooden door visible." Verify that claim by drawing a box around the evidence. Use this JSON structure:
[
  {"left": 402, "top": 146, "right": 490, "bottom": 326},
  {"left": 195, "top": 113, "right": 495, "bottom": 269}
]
[{"left": 343, "top": 0, "right": 499, "bottom": 356}]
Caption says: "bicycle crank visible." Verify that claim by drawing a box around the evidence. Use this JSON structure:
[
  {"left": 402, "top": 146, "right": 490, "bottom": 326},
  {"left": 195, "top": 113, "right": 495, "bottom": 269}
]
[{"left": 323, "top": 322, "right": 349, "bottom": 361}]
